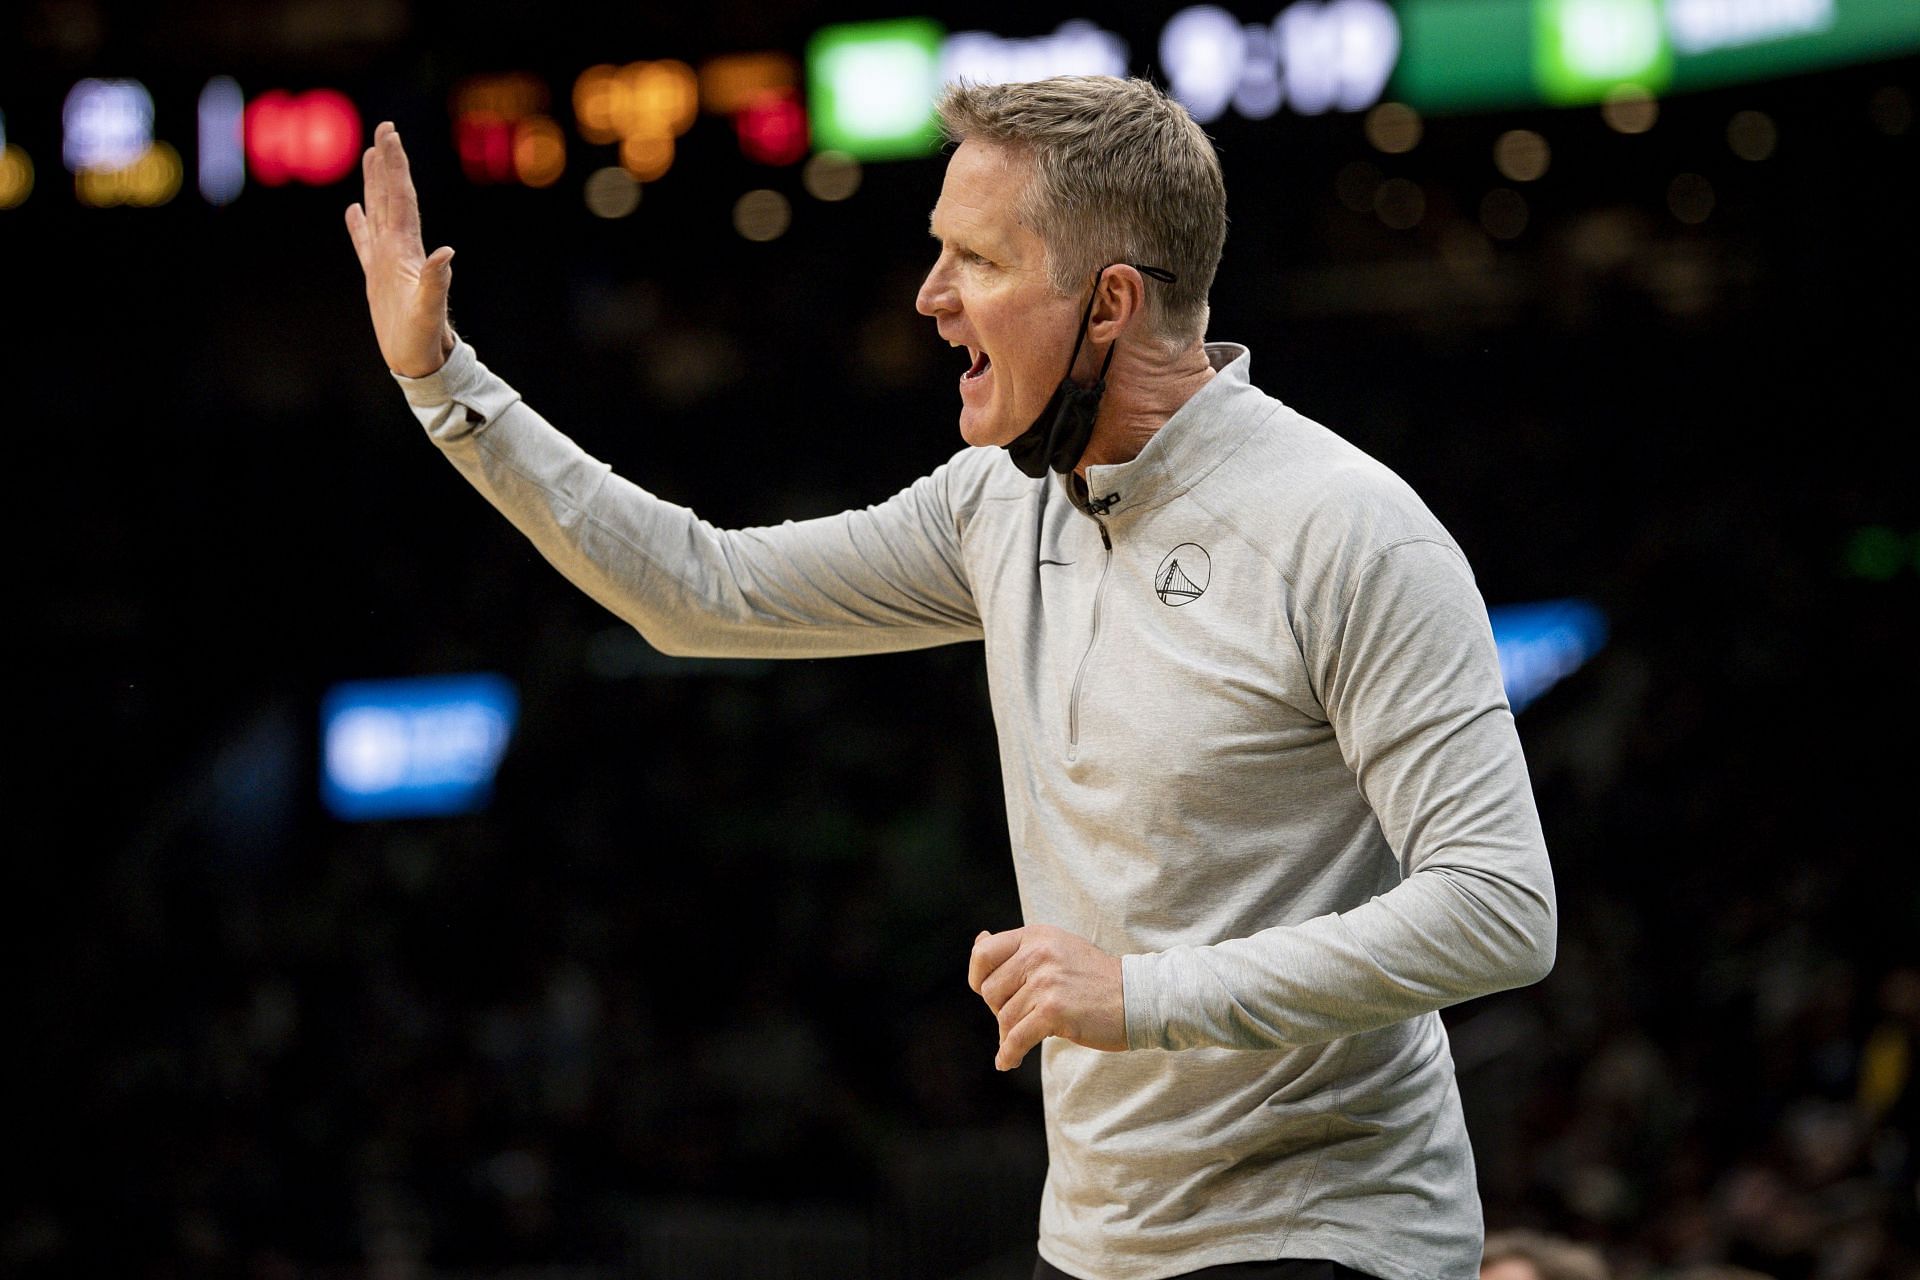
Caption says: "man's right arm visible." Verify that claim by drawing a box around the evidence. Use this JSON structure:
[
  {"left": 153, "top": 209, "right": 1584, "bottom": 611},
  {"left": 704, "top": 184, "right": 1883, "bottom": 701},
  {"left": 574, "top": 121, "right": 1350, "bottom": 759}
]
[
  {"left": 398, "top": 342, "right": 983, "bottom": 658},
  {"left": 347, "top": 121, "right": 982, "bottom": 658}
]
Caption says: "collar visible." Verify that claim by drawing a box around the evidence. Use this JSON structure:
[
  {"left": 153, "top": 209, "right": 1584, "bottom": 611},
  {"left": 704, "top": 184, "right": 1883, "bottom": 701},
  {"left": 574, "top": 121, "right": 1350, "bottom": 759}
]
[{"left": 1058, "top": 342, "right": 1266, "bottom": 519}]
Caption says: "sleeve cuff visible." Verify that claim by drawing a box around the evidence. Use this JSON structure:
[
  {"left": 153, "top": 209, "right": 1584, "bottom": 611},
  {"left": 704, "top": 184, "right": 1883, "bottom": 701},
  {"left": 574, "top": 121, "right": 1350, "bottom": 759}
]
[
  {"left": 391, "top": 340, "right": 523, "bottom": 434},
  {"left": 1121, "top": 951, "right": 1168, "bottom": 1050}
]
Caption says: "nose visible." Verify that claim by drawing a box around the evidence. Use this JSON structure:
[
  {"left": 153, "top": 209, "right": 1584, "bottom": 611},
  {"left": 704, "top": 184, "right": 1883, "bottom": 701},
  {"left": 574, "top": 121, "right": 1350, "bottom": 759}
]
[{"left": 916, "top": 257, "right": 954, "bottom": 318}]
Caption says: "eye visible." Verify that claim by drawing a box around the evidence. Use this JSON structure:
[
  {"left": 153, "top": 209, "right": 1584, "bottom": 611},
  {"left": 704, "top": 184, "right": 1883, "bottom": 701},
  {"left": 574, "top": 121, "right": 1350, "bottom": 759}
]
[{"left": 962, "top": 250, "right": 992, "bottom": 266}]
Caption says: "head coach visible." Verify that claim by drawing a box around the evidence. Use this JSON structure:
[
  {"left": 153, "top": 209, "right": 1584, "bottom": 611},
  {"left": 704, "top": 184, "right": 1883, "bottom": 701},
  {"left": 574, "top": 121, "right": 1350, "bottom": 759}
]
[{"left": 346, "top": 74, "right": 1557, "bottom": 1280}]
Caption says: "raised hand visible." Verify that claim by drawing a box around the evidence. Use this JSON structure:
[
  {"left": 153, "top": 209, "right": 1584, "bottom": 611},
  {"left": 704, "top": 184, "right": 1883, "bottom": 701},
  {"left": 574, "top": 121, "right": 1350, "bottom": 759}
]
[
  {"left": 968, "top": 924, "right": 1126, "bottom": 1071},
  {"left": 344, "top": 121, "right": 456, "bottom": 378}
]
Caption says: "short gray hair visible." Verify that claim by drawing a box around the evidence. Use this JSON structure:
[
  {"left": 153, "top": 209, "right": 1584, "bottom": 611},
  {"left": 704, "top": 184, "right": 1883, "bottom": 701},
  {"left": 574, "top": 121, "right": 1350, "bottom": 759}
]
[
  {"left": 936, "top": 76, "right": 1227, "bottom": 349},
  {"left": 1482, "top": 1230, "right": 1611, "bottom": 1280}
]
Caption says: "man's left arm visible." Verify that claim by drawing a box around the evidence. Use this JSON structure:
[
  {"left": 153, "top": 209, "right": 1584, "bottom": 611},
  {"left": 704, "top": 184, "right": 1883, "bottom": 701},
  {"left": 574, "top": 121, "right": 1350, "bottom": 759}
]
[{"left": 1119, "top": 536, "right": 1557, "bottom": 1050}]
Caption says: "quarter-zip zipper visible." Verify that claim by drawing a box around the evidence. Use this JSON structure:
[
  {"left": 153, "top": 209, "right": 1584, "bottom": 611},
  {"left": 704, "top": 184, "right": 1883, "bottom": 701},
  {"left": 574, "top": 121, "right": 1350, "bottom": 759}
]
[{"left": 1067, "top": 518, "right": 1113, "bottom": 752}]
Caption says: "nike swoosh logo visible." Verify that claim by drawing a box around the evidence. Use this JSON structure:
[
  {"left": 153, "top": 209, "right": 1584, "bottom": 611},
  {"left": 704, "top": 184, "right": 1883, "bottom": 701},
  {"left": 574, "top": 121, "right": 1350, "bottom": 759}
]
[{"left": 1038, "top": 559, "right": 1075, "bottom": 568}]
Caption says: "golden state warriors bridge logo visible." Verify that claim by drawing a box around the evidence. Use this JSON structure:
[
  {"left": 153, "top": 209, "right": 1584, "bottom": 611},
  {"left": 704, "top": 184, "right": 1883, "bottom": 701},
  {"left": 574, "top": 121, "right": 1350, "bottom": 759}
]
[{"left": 1155, "top": 543, "right": 1211, "bottom": 606}]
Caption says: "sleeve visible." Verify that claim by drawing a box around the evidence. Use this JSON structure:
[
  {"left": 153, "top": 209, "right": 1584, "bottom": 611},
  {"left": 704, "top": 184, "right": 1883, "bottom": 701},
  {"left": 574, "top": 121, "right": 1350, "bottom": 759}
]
[
  {"left": 1121, "top": 537, "right": 1557, "bottom": 1049},
  {"left": 396, "top": 341, "right": 984, "bottom": 659}
]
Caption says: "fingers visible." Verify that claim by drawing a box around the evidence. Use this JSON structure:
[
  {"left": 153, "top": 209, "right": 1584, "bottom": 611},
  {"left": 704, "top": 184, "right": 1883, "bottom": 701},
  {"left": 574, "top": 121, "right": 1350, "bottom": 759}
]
[
  {"left": 344, "top": 203, "right": 371, "bottom": 269},
  {"left": 422, "top": 244, "right": 455, "bottom": 304},
  {"left": 361, "top": 143, "right": 379, "bottom": 232},
  {"left": 375, "top": 123, "right": 398, "bottom": 237},
  {"left": 381, "top": 122, "right": 422, "bottom": 239},
  {"left": 996, "top": 1002, "right": 1049, "bottom": 1072},
  {"left": 968, "top": 927, "right": 1024, "bottom": 998}
]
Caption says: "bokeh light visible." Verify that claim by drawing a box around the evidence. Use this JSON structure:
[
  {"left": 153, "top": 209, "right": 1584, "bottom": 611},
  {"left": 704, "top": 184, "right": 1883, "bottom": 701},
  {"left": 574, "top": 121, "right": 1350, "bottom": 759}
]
[
  {"left": 452, "top": 72, "right": 548, "bottom": 121},
  {"left": 513, "top": 117, "right": 565, "bottom": 188},
  {"left": 737, "top": 90, "right": 809, "bottom": 166},
  {"left": 1868, "top": 86, "right": 1911, "bottom": 136},
  {"left": 0, "top": 145, "right": 33, "bottom": 208},
  {"left": 197, "top": 76, "right": 245, "bottom": 205},
  {"left": 802, "top": 150, "right": 862, "bottom": 201},
  {"left": 1843, "top": 526, "right": 1912, "bottom": 581},
  {"left": 574, "top": 62, "right": 699, "bottom": 146},
  {"left": 456, "top": 113, "right": 515, "bottom": 184},
  {"left": 733, "top": 188, "right": 791, "bottom": 241},
  {"left": 1726, "top": 109, "right": 1777, "bottom": 161},
  {"left": 1667, "top": 172, "right": 1715, "bottom": 224},
  {"left": 1493, "top": 129, "right": 1551, "bottom": 182},
  {"left": 63, "top": 78, "right": 154, "bottom": 173},
  {"left": 582, "top": 166, "right": 640, "bottom": 219},
  {"left": 1364, "top": 102, "right": 1422, "bottom": 155},
  {"left": 75, "top": 140, "right": 181, "bottom": 207},
  {"left": 1439, "top": 223, "right": 1494, "bottom": 274},
  {"left": 245, "top": 89, "right": 361, "bottom": 186},
  {"left": 1373, "top": 177, "right": 1424, "bottom": 230},
  {"left": 619, "top": 133, "right": 674, "bottom": 183},
  {"left": 1479, "top": 187, "right": 1529, "bottom": 240},
  {"left": 1601, "top": 85, "right": 1659, "bottom": 134},
  {"left": 700, "top": 52, "right": 799, "bottom": 116}
]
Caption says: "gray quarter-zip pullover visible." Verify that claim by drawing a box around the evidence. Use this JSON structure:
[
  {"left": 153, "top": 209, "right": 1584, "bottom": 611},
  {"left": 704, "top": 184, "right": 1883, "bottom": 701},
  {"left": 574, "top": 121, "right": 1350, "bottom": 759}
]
[{"left": 396, "top": 340, "right": 1556, "bottom": 1280}]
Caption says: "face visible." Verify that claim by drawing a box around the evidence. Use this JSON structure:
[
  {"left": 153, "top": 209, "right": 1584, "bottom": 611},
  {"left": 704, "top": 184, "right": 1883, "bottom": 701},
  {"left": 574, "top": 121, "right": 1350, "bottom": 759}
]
[{"left": 916, "top": 140, "right": 1082, "bottom": 448}]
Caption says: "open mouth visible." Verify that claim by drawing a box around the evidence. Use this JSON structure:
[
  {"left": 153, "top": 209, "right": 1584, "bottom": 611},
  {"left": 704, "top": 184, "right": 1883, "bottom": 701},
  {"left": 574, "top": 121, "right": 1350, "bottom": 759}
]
[{"left": 963, "top": 348, "right": 992, "bottom": 381}]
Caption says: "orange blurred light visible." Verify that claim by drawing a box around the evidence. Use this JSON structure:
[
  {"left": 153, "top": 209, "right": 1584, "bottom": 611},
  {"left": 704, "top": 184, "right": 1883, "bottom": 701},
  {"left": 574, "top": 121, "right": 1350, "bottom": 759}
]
[
  {"left": 619, "top": 132, "right": 674, "bottom": 182},
  {"left": 575, "top": 61, "right": 699, "bottom": 147},
  {"left": 699, "top": 52, "right": 798, "bottom": 116},
  {"left": 573, "top": 64, "right": 623, "bottom": 144},
  {"left": 0, "top": 145, "right": 33, "bottom": 208},
  {"left": 452, "top": 72, "right": 548, "bottom": 122},
  {"left": 631, "top": 61, "right": 698, "bottom": 138},
  {"left": 513, "top": 117, "right": 565, "bottom": 188},
  {"left": 76, "top": 140, "right": 181, "bottom": 207}
]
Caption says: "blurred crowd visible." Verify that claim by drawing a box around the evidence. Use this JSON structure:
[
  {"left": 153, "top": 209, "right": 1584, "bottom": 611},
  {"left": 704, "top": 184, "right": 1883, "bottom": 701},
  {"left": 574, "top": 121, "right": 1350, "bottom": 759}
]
[{"left": 12, "top": 26, "right": 1915, "bottom": 1280}]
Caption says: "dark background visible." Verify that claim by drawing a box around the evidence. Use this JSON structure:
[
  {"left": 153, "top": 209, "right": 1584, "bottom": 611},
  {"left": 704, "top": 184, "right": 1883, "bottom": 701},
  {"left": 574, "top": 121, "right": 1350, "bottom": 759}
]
[{"left": 7, "top": 2, "right": 1917, "bottom": 1276}]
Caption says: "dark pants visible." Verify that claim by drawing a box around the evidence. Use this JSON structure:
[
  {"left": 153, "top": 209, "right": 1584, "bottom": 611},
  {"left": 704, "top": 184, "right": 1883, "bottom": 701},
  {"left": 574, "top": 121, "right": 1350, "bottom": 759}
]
[{"left": 1035, "top": 1258, "right": 1381, "bottom": 1280}]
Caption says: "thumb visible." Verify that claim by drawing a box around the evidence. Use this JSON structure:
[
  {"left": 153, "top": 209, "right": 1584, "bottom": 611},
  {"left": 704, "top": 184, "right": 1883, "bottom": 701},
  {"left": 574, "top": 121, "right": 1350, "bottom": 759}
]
[{"left": 424, "top": 244, "right": 455, "bottom": 287}]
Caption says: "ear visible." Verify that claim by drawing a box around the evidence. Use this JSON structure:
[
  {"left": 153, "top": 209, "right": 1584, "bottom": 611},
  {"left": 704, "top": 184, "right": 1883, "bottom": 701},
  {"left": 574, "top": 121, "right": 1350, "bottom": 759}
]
[{"left": 1086, "top": 265, "right": 1147, "bottom": 345}]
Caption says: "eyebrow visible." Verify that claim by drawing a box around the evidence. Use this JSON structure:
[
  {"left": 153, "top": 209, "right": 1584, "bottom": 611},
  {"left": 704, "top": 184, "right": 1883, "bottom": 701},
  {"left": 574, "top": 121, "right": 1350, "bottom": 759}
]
[{"left": 927, "top": 218, "right": 995, "bottom": 255}]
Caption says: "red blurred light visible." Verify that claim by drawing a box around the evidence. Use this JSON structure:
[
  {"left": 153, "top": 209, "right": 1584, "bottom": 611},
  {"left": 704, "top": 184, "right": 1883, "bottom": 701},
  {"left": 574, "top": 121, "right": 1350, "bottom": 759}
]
[
  {"left": 456, "top": 113, "right": 514, "bottom": 183},
  {"left": 736, "top": 90, "right": 808, "bottom": 167},
  {"left": 245, "top": 89, "right": 361, "bottom": 186}
]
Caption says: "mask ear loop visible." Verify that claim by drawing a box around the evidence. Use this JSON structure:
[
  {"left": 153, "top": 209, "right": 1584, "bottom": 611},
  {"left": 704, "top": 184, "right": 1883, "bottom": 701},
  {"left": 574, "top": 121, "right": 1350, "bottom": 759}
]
[
  {"left": 1071, "top": 262, "right": 1177, "bottom": 385},
  {"left": 1061, "top": 265, "right": 1111, "bottom": 386}
]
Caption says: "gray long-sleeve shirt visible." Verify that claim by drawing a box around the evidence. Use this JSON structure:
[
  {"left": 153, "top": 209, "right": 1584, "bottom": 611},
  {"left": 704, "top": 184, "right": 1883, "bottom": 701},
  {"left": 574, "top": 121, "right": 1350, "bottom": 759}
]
[{"left": 396, "top": 340, "right": 1556, "bottom": 1280}]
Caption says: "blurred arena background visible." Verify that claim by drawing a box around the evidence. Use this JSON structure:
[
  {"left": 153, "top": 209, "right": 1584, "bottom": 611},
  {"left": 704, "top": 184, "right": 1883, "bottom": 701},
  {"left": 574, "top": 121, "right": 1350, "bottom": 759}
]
[{"left": 6, "top": 0, "right": 1917, "bottom": 1276}]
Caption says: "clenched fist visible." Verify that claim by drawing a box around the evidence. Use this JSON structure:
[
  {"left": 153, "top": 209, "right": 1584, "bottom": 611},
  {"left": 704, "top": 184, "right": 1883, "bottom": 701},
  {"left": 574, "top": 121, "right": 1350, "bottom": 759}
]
[{"left": 968, "top": 923, "right": 1126, "bottom": 1071}]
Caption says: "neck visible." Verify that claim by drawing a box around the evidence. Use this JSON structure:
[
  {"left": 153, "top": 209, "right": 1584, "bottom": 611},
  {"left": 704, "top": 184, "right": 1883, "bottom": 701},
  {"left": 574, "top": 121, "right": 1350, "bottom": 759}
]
[{"left": 1074, "top": 340, "right": 1216, "bottom": 476}]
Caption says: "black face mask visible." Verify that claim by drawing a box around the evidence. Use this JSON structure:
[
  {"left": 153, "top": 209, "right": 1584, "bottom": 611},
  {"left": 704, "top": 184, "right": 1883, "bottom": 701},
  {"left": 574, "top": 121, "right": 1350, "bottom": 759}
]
[{"left": 1002, "top": 262, "right": 1178, "bottom": 480}]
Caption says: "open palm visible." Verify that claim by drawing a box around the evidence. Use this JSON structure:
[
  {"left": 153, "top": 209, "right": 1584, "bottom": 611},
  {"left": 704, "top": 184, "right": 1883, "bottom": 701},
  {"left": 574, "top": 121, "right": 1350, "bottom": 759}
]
[{"left": 344, "top": 121, "right": 455, "bottom": 378}]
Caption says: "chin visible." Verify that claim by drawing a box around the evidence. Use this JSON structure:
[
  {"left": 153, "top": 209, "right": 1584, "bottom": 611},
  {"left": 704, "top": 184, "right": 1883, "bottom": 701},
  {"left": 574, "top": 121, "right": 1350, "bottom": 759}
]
[{"left": 958, "top": 409, "right": 1015, "bottom": 449}]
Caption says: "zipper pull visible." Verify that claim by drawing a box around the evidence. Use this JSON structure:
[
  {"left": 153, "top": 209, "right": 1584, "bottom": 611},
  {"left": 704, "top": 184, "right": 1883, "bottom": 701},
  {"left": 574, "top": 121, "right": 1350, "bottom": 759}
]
[{"left": 1097, "top": 522, "right": 1112, "bottom": 551}]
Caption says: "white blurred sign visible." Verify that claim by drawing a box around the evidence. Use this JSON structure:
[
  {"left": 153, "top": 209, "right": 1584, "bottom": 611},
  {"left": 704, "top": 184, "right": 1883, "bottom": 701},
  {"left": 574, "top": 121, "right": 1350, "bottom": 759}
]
[
  {"left": 1668, "top": 0, "right": 1835, "bottom": 54},
  {"left": 940, "top": 20, "right": 1130, "bottom": 86},
  {"left": 63, "top": 78, "right": 154, "bottom": 173},
  {"left": 1161, "top": 0, "right": 1399, "bottom": 123}
]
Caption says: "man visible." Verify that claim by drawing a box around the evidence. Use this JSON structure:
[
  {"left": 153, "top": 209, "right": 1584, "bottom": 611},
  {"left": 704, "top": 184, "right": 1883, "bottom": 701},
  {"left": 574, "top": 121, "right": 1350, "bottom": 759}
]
[{"left": 345, "top": 76, "right": 1556, "bottom": 1280}]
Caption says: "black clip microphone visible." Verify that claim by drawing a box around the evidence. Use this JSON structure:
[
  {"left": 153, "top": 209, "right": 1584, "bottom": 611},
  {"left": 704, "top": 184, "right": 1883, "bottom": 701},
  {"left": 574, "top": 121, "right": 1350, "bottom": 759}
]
[{"left": 1086, "top": 492, "right": 1120, "bottom": 516}]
